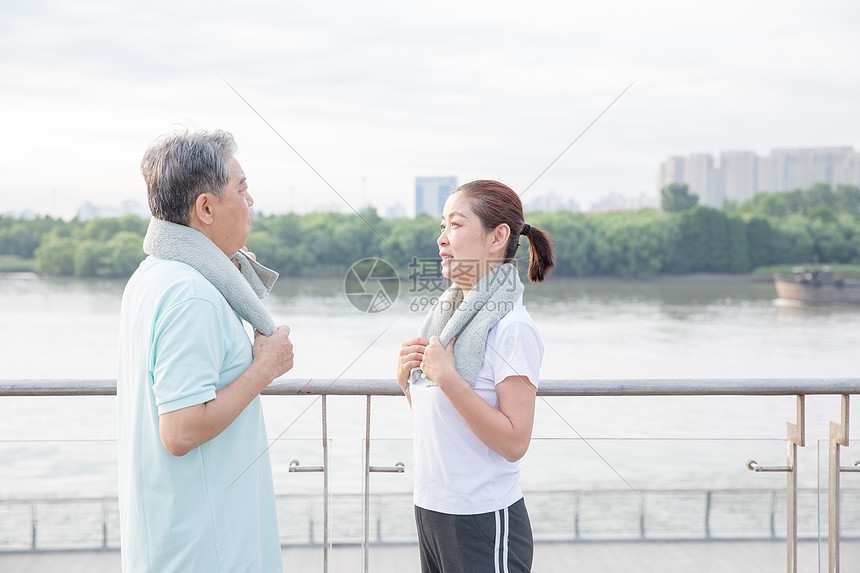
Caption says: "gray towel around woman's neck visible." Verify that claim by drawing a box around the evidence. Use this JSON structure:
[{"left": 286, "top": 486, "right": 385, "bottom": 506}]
[
  {"left": 410, "top": 263, "right": 523, "bottom": 388},
  {"left": 142, "top": 217, "right": 279, "bottom": 336}
]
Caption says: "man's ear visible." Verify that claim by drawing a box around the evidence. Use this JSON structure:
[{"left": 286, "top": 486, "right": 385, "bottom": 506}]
[{"left": 193, "top": 193, "right": 216, "bottom": 225}]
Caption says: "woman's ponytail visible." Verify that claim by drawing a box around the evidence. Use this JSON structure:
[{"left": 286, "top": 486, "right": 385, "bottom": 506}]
[{"left": 522, "top": 224, "right": 555, "bottom": 283}]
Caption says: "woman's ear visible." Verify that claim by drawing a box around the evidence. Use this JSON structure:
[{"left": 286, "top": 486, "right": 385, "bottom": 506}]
[{"left": 489, "top": 223, "right": 511, "bottom": 255}]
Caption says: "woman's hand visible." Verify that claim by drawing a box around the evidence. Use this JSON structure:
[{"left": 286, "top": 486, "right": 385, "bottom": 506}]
[
  {"left": 420, "top": 336, "right": 458, "bottom": 389},
  {"left": 416, "top": 336, "right": 537, "bottom": 462},
  {"left": 397, "top": 337, "right": 428, "bottom": 394}
]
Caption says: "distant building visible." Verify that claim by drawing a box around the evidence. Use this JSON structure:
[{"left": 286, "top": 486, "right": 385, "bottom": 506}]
[
  {"left": 758, "top": 147, "right": 853, "bottom": 192},
  {"left": 684, "top": 154, "right": 720, "bottom": 207},
  {"left": 656, "top": 153, "right": 723, "bottom": 208},
  {"left": 16, "top": 209, "right": 39, "bottom": 221},
  {"left": 719, "top": 151, "right": 758, "bottom": 204},
  {"left": 656, "top": 156, "right": 685, "bottom": 192},
  {"left": 657, "top": 146, "right": 860, "bottom": 209},
  {"left": 122, "top": 200, "right": 151, "bottom": 219},
  {"left": 310, "top": 202, "right": 347, "bottom": 214},
  {"left": 524, "top": 191, "right": 580, "bottom": 213},
  {"left": 77, "top": 200, "right": 150, "bottom": 221},
  {"left": 383, "top": 203, "right": 407, "bottom": 218},
  {"left": 590, "top": 192, "right": 656, "bottom": 213},
  {"left": 415, "top": 176, "right": 457, "bottom": 217},
  {"left": 837, "top": 152, "right": 860, "bottom": 186}
]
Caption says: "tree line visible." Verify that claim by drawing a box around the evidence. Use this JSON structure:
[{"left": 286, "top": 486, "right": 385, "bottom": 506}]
[{"left": 3, "top": 183, "right": 860, "bottom": 279}]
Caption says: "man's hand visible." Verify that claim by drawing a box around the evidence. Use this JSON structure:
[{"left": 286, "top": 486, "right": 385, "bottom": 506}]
[
  {"left": 232, "top": 246, "right": 256, "bottom": 270},
  {"left": 159, "top": 325, "right": 295, "bottom": 457},
  {"left": 252, "top": 325, "right": 294, "bottom": 382}
]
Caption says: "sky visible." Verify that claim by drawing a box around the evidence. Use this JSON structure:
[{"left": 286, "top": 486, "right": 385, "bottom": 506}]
[{"left": 1, "top": 0, "right": 858, "bottom": 219}]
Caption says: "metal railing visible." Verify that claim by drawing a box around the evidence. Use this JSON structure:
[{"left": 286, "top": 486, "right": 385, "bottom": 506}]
[
  {"left": 7, "top": 487, "right": 857, "bottom": 552},
  {"left": 2, "top": 377, "right": 860, "bottom": 573}
]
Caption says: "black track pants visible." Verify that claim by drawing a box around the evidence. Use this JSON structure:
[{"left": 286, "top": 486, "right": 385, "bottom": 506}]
[{"left": 414, "top": 498, "right": 533, "bottom": 573}]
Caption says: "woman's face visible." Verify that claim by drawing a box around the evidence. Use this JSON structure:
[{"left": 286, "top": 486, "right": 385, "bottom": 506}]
[{"left": 437, "top": 192, "right": 502, "bottom": 291}]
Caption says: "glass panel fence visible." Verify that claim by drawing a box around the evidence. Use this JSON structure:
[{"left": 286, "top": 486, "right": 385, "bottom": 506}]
[{"left": 2, "top": 390, "right": 860, "bottom": 573}]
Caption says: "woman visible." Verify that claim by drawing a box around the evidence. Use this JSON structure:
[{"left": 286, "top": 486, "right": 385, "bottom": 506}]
[{"left": 396, "top": 180, "right": 555, "bottom": 573}]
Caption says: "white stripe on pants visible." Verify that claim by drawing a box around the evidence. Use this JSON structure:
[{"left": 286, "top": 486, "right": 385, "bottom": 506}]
[{"left": 494, "top": 507, "right": 510, "bottom": 573}]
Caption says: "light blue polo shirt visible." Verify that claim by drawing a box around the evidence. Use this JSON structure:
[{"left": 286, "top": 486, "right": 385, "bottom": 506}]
[{"left": 118, "top": 258, "right": 282, "bottom": 573}]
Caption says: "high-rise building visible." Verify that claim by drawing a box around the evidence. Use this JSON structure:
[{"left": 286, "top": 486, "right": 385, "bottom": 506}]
[
  {"left": 836, "top": 152, "right": 860, "bottom": 187},
  {"left": 656, "top": 156, "right": 685, "bottom": 192},
  {"left": 684, "top": 153, "right": 721, "bottom": 208},
  {"left": 658, "top": 146, "right": 860, "bottom": 209},
  {"left": 524, "top": 191, "right": 580, "bottom": 213},
  {"left": 383, "top": 203, "right": 407, "bottom": 218},
  {"left": 756, "top": 153, "right": 783, "bottom": 194},
  {"left": 590, "top": 192, "right": 656, "bottom": 213},
  {"left": 757, "top": 147, "right": 854, "bottom": 192},
  {"left": 720, "top": 151, "right": 758, "bottom": 204},
  {"left": 77, "top": 200, "right": 150, "bottom": 221},
  {"left": 415, "top": 176, "right": 457, "bottom": 217}
]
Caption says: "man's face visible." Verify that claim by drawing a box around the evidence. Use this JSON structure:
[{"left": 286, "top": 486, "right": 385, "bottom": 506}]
[{"left": 209, "top": 156, "right": 254, "bottom": 256}]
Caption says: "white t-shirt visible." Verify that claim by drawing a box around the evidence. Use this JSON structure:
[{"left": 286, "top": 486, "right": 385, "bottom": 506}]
[{"left": 411, "top": 301, "right": 543, "bottom": 515}]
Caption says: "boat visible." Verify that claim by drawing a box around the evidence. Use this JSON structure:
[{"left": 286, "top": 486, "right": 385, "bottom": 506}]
[{"left": 773, "top": 266, "right": 860, "bottom": 304}]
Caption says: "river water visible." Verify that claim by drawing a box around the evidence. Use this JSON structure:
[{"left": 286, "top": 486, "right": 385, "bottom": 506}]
[{"left": 1, "top": 272, "right": 859, "bottom": 504}]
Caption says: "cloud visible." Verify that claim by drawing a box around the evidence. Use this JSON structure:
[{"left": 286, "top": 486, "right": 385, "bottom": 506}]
[{"left": 1, "top": 0, "right": 859, "bottom": 216}]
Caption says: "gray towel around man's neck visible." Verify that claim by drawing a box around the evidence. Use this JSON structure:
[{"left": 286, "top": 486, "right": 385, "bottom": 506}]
[
  {"left": 409, "top": 263, "right": 523, "bottom": 388},
  {"left": 142, "top": 217, "right": 279, "bottom": 336}
]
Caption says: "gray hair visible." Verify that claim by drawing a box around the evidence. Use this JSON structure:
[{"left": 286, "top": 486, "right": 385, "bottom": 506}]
[{"left": 141, "top": 129, "right": 238, "bottom": 225}]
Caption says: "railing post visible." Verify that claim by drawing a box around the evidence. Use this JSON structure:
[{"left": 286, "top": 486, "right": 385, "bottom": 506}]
[
  {"left": 287, "top": 396, "right": 329, "bottom": 571},
  {"left": 30, "top": 501, "right": 36, "bottom": 551},
  {"left": 786, "top": 395, "right": 804, "bottom": 572},
  {"left": 747, "top": 394, "right": 803, "bottom": 573},
  {"left": 361, "top": 395, "right": 405, "bottom": 571},
  {"left": 705, "top": 491, "right": 712, "bottom": 539},
  {"left": 770, "top": 490, "right": 777, "bottom": 539},
  {"left": 828, "top": 395, "right": 849, "bottom": 573},
  {"left": 309, "top": 513, "right": 315, "bottom": 545},
  {"left": 363, "top": 395, "right": 371, "bottom": 573},
  {"left": 322, "top": 396, "right": 329, "bottom": 573},
  {"left": 102, "top": 499, "right": 108, "bottom": 549}
]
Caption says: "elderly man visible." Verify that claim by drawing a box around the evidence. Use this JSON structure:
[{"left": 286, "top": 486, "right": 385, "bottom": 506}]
[{"left": 118, "top": 129, "right": 293, "bottom": 572}]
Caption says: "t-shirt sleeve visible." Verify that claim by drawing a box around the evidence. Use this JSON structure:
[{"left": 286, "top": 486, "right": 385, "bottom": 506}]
[
  {"left": 151, "top": 297, "right": 223, "bottom": 415},
  {"left": 486, "top": 317, "right": 543, "bottom": 390}
]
